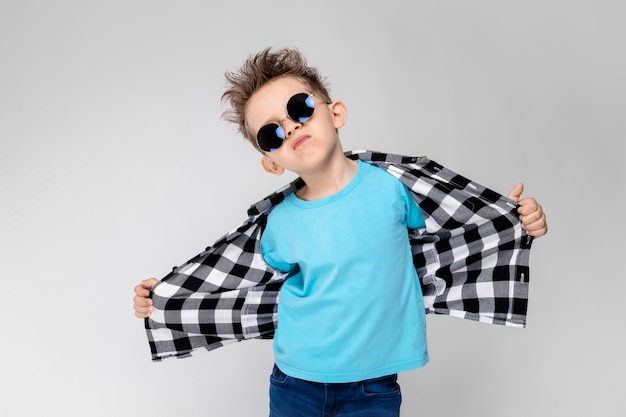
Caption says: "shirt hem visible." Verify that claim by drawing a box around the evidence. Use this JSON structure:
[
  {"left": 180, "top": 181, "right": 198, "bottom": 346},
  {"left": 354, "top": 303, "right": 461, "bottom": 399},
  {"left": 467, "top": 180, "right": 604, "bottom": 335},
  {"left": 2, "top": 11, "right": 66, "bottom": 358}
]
[{"left": 275, "top": 354, "right": 429, "bottom": 383}]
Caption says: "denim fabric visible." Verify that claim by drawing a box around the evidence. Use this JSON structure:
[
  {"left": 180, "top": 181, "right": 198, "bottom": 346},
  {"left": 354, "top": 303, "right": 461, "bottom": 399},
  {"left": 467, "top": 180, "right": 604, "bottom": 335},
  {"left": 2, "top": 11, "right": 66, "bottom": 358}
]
[{"left": 269, "top": 365, "right": 402, "bottom": 417}]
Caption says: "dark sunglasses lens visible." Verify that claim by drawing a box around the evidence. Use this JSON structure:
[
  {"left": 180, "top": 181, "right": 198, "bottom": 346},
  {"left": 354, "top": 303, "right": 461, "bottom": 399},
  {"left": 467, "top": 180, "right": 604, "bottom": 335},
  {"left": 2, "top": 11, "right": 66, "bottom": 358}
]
[
  {"left": 257, "top": 123, "right": 285, "bottom": 152},
  {"left": 287, "top": 93, "right": 315, "bottom": 123}
]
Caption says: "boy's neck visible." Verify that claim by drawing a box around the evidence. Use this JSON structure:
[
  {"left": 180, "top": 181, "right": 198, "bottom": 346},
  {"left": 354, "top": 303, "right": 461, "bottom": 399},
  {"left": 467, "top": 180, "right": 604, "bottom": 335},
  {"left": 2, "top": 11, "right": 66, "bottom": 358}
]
[{"left": 295, "top": 152, "right": 358, "bottom": 201}]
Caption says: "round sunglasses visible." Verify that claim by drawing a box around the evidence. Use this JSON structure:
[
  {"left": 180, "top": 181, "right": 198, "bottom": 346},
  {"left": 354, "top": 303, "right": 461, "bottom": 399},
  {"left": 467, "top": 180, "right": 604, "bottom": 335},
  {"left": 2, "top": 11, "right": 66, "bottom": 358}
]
[{"left": 255, "top": 92, "right": 318, "bottom": 152}]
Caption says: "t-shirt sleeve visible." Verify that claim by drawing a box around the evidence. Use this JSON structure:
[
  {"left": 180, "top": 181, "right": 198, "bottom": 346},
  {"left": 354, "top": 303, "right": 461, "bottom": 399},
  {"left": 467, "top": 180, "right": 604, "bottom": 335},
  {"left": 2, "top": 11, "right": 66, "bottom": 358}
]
[
  {"left": 260, "top": 217, "right": 297, "bottom": 273},
  {"left": 399, "top": 182, "right": 426, "bottom": 230}
]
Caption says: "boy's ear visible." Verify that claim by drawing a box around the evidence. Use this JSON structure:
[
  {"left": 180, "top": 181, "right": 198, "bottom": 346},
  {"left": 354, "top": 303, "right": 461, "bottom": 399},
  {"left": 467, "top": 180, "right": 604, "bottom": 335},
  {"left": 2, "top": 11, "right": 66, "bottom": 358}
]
[
  {"left": 261, "top": 156, "right": 285, "bottom": 176},
  {"left": 329, "top": 100, "right": 348, "bottom": 129}
]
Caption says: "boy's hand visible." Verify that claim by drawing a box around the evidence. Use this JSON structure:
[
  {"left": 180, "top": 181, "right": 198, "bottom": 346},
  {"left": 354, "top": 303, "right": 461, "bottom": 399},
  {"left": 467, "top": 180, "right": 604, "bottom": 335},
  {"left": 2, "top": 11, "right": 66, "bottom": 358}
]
[
  {"left": 507, "top": 183, "right": 548, "bottom": 238},
  {"left": 133, "top": 278, "right": 158, "bottom": 318}
]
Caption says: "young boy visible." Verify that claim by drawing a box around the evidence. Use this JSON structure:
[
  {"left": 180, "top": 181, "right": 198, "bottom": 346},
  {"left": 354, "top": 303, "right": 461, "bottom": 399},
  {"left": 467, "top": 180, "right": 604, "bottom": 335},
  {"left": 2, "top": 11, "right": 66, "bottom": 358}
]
[{"left": 134, "top": 47, "right": 547, "bottom": 417}]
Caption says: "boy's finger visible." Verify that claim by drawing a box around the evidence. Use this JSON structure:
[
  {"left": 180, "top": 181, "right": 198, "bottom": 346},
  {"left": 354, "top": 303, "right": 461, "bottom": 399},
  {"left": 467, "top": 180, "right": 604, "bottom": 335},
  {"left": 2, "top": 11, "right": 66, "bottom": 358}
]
[
  {"left": 507, "top": 183, "right": 524, "bottom": 203},
  {"left": 142, "top": 278, "right": 158, "bottom": 290},
  {"left": 134, "top": 295, "right": 153, "bottom": 307}
]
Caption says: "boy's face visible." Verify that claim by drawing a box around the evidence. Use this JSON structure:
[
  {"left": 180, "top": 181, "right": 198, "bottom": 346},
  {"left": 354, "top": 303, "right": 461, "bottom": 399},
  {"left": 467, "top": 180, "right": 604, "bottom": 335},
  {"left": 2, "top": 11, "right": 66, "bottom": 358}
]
[{"left": 245, "top": 76, "right": 347, "bottom": 177}]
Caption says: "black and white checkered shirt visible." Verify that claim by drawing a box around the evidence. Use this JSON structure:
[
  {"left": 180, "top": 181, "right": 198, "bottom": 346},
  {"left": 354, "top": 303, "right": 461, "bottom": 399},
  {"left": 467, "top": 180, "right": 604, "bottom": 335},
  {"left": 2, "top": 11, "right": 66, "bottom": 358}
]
[{"left": 145, "top": 151, "right": 533, "bottom": 361}]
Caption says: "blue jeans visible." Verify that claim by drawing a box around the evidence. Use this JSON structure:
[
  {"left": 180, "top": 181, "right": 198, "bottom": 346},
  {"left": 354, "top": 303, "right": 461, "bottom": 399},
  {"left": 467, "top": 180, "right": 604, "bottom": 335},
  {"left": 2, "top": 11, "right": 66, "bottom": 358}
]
[{"left": 269, "top": 365, "right": 402, "bottom": 417}]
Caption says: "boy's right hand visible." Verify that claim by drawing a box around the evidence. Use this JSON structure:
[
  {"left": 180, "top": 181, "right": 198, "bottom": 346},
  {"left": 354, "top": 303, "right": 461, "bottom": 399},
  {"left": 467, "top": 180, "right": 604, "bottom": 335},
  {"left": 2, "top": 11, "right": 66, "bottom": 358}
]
[{"left": 133, "top": 278, "right": 158, "bottom": 318}]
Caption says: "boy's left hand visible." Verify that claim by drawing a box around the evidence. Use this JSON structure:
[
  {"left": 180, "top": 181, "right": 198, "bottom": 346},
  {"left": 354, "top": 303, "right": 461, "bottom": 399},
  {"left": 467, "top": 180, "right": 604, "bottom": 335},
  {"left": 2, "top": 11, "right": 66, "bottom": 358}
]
[{"left": 507, "top": 183, "right": 548, "bottom": 238}]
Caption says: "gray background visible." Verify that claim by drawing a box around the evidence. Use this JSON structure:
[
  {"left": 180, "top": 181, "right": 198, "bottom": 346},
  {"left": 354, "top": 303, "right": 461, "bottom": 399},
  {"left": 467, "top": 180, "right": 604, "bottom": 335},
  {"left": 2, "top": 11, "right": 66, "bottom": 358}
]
[{"left": 1, "top": 1, "right": 624, "bottom": 416}]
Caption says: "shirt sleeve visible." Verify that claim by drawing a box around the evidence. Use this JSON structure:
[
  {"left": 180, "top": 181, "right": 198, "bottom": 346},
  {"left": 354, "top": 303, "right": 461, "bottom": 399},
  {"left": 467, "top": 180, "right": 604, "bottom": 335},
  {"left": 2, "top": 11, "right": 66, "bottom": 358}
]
[{"left": 145, "top": 218, "right": 288, "bottom": 360}]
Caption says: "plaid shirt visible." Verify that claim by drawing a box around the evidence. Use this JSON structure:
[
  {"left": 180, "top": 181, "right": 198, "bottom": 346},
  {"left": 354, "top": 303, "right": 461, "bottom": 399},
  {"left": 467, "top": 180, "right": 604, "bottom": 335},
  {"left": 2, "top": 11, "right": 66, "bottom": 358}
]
[{"left": 145, "top": 150, "right": 533, "bottom": 361}]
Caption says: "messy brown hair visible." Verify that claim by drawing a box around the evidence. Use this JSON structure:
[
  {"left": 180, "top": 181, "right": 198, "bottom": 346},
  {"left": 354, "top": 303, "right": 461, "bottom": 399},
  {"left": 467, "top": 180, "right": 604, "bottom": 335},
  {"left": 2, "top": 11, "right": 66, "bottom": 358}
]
[{"left": 221, "top": 47, "right": 332, "bottom": 149}]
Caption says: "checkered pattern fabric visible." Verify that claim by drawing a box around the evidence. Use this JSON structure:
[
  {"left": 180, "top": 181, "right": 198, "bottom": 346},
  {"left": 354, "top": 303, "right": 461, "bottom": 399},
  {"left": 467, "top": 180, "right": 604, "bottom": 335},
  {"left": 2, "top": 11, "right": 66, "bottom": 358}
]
[{"left": 145, "top": 151, "right": 533, "bottom": 361}]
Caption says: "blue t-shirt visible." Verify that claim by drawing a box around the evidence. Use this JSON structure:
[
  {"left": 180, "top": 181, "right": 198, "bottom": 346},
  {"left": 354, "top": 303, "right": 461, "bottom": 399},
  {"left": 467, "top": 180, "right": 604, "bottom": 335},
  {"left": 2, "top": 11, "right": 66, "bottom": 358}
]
[{"left": 261, "top": 160, "right": 428, "bottom": 383}]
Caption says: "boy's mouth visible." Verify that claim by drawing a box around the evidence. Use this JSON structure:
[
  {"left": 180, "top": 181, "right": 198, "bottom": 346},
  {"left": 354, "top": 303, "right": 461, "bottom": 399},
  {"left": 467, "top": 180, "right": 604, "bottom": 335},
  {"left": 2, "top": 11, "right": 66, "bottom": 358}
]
[{"left": 292, "top": 135, "right": 310, "bottom": 150}]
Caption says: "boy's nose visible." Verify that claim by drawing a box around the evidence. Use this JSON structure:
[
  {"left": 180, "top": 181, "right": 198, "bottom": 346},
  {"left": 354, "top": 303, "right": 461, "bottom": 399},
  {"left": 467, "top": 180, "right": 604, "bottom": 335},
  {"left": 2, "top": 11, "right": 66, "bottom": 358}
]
[{"left": 280, "top": 118, "right": 301, "bottom": 138}]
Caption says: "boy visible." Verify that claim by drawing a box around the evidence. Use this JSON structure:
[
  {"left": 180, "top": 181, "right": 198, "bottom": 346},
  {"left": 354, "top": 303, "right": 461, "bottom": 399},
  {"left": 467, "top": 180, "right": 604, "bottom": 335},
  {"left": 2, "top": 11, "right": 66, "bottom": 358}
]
[{"left": 134, "top": 47, "right": 547, "bottom": 417}]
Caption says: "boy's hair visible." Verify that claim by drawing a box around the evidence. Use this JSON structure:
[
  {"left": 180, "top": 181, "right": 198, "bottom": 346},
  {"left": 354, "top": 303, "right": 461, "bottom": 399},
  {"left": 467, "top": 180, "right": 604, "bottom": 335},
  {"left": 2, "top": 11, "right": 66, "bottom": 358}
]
[{"left": 221, "top": 47, "right": 332, "bottom": 149}]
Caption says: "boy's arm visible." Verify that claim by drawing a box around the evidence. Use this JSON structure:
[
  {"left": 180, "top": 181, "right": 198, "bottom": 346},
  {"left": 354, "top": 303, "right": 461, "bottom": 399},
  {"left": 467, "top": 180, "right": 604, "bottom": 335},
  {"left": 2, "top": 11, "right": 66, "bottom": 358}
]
[{"left": 507, "top": 183, "right": 548, "bottom": 238}]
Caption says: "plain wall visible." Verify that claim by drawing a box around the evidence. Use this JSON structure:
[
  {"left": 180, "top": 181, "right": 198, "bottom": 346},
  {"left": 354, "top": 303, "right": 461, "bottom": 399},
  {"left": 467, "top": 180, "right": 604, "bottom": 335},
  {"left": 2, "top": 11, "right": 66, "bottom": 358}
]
[{"left": 1, "top": 1, "right": 624, "bottom": 416}]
